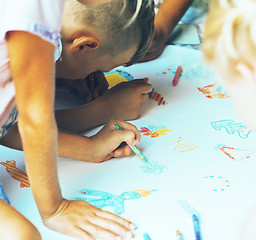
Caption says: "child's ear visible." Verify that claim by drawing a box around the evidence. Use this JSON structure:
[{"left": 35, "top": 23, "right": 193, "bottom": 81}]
[
  {"left": 236, "top": 63, "right": 256, "bottom": 87},
  {"left": 71, "top": 36, "right": 100, "bottom": 53}
]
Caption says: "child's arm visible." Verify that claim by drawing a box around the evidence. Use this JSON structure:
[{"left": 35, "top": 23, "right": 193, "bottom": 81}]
[
  {"left": 141, "top": 0, "right": 193, "bottom": 62},
  {"left": 0, "top": 122, "right": 134, "bottom": 161},
  {"left": 7, "top": 31, "right": 136, "bottom": 239},
  {"left": 7, "top": 31, "right": 62, "bottom": 217},
  {"left": 55, "top": 78, "right": 152, "bottom": 132},
  {"left": 56, "top": 71, "right": 109, "bottom": 103}
]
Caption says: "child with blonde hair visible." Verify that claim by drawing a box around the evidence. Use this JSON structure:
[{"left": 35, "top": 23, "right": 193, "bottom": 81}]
[
  {"left": 203, "top": 0, "right": 256, "bottom": 132},
  {"left": 0, "top": 0, "right": 154, "bottom": 239},
  {"left": 203, "top": 0, "right": 256, "bottom": 238}
]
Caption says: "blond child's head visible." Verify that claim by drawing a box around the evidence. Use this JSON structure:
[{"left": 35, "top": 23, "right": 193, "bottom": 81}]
[
  {"left": 203, "top": 0, "right": 256, "bottom": 131},
  {"left": 57, "top": 0, "right": 154, "bottom": 79}
]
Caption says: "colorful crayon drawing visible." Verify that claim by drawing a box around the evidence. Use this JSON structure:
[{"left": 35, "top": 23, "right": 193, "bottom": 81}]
[
  {"left": 74, "top": 189, "right": 156, "bottom": 214},
  {"left": 148, "top": 90, "right": 167, "bottom": 105},
  {"left": 215, "top": 144, "right": 253, "bottom": 161},
  {"left": 156, "top": 65, "right": 185, "bottom": 77},
  {"left": 0, "top": 160, "right": 30, "bottom": 188},
  {"left": 141, "top": 160, "right": 165, "bottom": 175},
  {"left": 139, "top": 125, "right": 171, "bottom": 138},
  {"left": 105, "top": 69, "right": 134, "bottom": 87},
  {"left": 174, "top": 137, "right": 198, "bottom": 152},
  {"left": 203, "top": 175, "right": 231, "bottom": 192},
  {"left": 211, "top": 120, "right": 252, "bottom": 139},
  {"left": 197, "top": 83, "right": 230, "bottom": 99}
]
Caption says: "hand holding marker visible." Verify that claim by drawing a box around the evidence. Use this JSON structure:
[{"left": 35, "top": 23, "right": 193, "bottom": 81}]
[{"left": 114, "top": 124, "right": 152, "bottom": 167}]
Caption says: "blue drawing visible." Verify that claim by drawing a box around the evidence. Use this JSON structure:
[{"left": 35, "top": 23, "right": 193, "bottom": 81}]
[
  {"left": 141, "top": 160, "right": 165, "bottom": 175},
  {"left": 203, "top": 175, "right": 231, "bottom": 192},
  {"left": 211, "top": 120, "right": 252, "bottom": 139},
  {"left": 73, "top": 189, "right": 156, "bottom": 214}
]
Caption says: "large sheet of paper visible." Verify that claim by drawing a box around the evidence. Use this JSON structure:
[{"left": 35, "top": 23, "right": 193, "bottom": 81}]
[{"left": 1, "top": 45, "right": 255, "bottom": 240}]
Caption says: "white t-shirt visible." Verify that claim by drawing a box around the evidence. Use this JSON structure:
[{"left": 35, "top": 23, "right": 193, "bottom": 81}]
[{"left": 0, "top": 0, "right": 65, "bottom": 138}]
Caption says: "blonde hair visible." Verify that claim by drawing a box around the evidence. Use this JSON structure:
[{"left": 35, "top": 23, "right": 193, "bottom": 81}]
[
  {"left": 62, "top": 0, "right": 154, "bottom": 65},
  {"left": 203, "top": 0, "right": 256, "bottom": 81}
]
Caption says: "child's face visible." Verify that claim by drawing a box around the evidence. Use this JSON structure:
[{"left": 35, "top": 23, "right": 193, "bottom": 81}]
[
  {"left": 215, "top": 63, "right": 256, "bottom": 132},
  {"left": 57, "top": 44, "right": 138, "bottom": 79}
]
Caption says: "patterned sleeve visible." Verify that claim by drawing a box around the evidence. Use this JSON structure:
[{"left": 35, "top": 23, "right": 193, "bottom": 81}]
[{"left": 0, "top": 0, "right": 65, "bottom": 47}]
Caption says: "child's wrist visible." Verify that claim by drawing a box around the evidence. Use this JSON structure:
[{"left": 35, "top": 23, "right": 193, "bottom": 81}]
[{"left": 42, "top": 198, "right": 70, "bottom": 223}]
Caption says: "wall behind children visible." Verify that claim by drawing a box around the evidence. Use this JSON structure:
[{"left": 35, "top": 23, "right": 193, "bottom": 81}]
[{"left": 1, "top": 45, "right": 256, "bottom": 240}]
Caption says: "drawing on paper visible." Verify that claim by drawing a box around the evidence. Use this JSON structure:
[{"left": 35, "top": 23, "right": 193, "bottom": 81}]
[
  {"left": 148, "top": 90, "right": 167, "bottom": 105},
  {"left": 141, "top": 160, "right": 166, "bottom": 175},
  {"left": 74, "top": 189, "right": 156, "bottom": 214},
  {"left": 156, "top": 65, "right": 185, "bottom": 77},
  {"left": 105, "top": 69, "right": 134, "bottom": 87},
  {"left": 139, "top": 125, "right": 171, "bottom": 138},
  {"left": 215, "top": 144, "right": 253, "bottom": 161},
  {"left": 203, "top": 175, "right": 231, "bottom": 192},
  {"left": 0, "top": 160, "right": 30, "bottom": 188},
  {"left": 197, "top": 83, "right": 230, "bottom": 99},
  {"left": 174, "top": 137, "right": 198, "bottom": 152},
  {"left": 211, "top": 120, "right": 252, "bottom": 139}
]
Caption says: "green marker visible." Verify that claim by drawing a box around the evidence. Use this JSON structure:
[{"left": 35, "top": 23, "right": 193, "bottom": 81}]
[{"left": 114, "top": 124, "right": 149, "bottom": 164}]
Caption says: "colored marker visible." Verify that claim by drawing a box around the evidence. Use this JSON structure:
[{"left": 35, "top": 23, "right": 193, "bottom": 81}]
[
  {"left": 172, "top": 65, "right": 182, "bottom": 86},
  {"left": 143, "top": 233, "right": 152, "bottom": 240},
  {"left": 148, "top": 88, "right": 155, "bottom": 97},
  {"left": 176, "top": 230, "right": 184, "bottom": 240},
  {"left": 192, "top": 214, "right": 201, "bottom": 240},
  {"left": 114, "top": 124, "right": 149, "bottom": 164}
]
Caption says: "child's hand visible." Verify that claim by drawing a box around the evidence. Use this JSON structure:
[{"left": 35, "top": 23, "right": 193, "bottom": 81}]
[
  {"left": 43, "top": 198, "right": 136, "bottom": 240},
  {"left": 100, "top": 78, "right": 152, "bottom": 121},
  {"left": 56, "top": 71, "right": 109, "bottom": 103},
  {"left": 89, "top": 71, "right": 109, "bottom": 100},
  {"left": 91, "top": 120, "right": 141, "bottom": 162}
]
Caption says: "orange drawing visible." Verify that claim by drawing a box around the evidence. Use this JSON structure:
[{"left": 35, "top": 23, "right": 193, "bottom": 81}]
[
  {"left": 140, "top": 126, "right": 171, "bottom": 138},
  {"left": 143, "top": 129, "right": 171, "bottom": 138},
  {"left": 215, "top": 144, "right": 253, "bottom": 161},
  {"left": 174, "top": 137, "right": 199, "bottom": 152},
  {"left": 133, "top": 189, "right": 154, "bottom": 197},
  {"left": 198, "top": 83, "right": 230, "bottom": 99},
  {"left": 0, "top": 160, "right": 30, "bottom": 188}
]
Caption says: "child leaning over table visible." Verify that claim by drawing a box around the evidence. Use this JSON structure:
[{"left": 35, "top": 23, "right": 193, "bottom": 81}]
[
  {"left": 61, "top": 0, "right": 193, "bottom": 99},
  {"left": 203, "top": 0, "right": 256, "bottom": 239},
  {"left": 54, "top": 0, "right": 154, "bottom": 133},
  {"left": 0, "top": 0, "right": 154, "bottom": 239}
]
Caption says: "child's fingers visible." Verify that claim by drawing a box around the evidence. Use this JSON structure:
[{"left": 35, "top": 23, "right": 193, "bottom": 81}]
[
  {"left": 80, "top": 221, "right": 124, "bottom": 240},
  {"left": 128, "top": 79, "right": 152, "bottom": 94},
  {"left": 113, "top": 145, "right": 132, "bottom": 158},
  {"left": 70, "top": 229, "right": 95, "bottom": 240},
  {"left": 93, "top": 71, "right": 109, "bottom": 98},
  {"left": 109, "top": 120, "right": 141, "bottom": 144},
  {"left": 95, "top": 210, "right": 136, "bottom": 231},
  {"left": 88, "top": 216, "right": 134, "bottom": 239}
]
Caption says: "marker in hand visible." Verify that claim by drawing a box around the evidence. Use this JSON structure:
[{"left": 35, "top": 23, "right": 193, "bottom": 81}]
[{"left": 114, "top": 124, "right": 150, "bottom": 164}]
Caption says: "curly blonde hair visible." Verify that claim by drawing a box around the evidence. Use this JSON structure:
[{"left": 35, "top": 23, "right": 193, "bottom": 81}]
[{"left": 203, "top": 0, "right": 256, "bottom": 81}]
